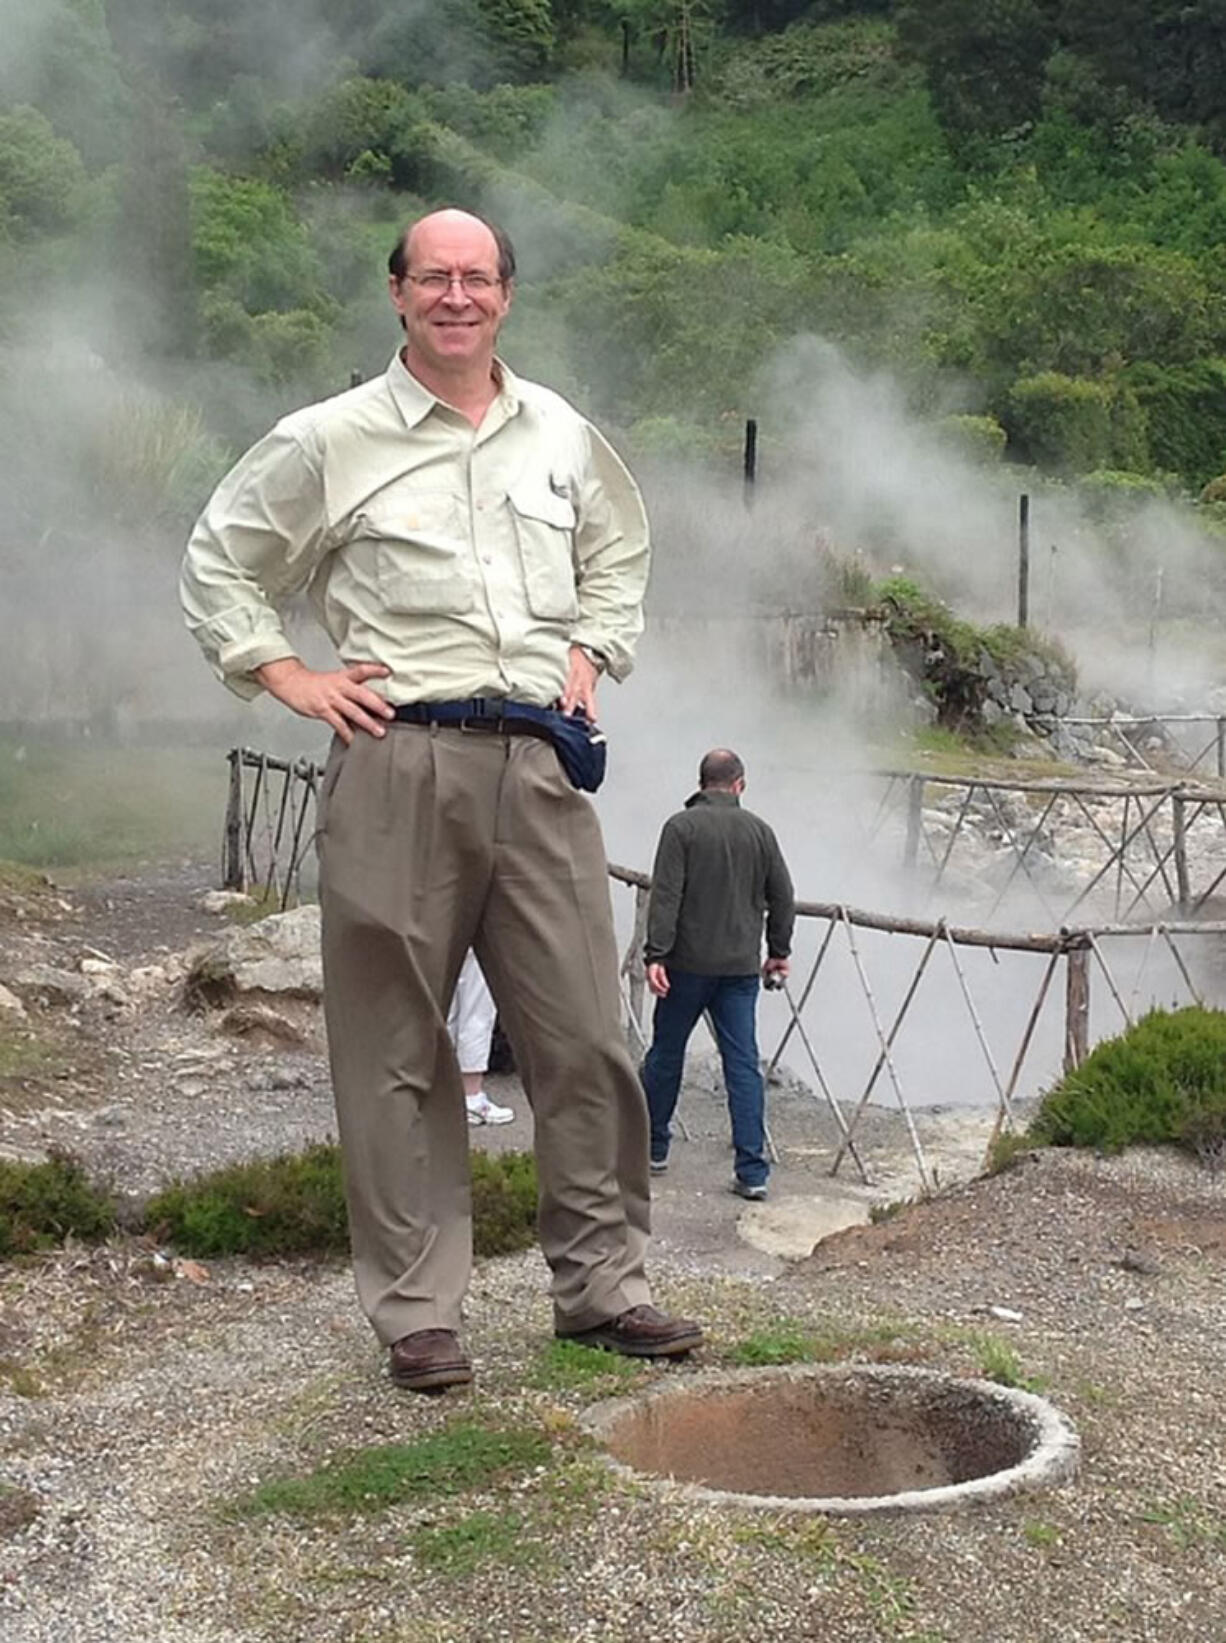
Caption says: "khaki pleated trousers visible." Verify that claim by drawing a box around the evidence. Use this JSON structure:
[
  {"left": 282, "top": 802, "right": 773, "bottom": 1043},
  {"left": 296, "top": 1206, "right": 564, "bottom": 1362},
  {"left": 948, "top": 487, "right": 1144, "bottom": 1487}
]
[{"left": 317, "top": 722, "right": 653, "bottom": 1347}]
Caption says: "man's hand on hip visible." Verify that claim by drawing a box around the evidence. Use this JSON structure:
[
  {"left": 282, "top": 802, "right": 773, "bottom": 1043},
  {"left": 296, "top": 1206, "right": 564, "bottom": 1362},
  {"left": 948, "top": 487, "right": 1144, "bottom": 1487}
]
[
  {"left": 561, "top": 646, "right": 601, "bottom": 719},
  {"left": 645, "top": 962, "right": 670, "bottom": 998},
  {"left": 255, "top": 658, "right": 395, "bottom": 744}
]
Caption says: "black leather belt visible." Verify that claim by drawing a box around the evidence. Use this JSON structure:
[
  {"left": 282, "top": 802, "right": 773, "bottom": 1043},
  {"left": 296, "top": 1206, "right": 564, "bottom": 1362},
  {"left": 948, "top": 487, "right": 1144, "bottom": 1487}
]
[{"left": 391, "top": 699, "right": 551, "bottom": 739}]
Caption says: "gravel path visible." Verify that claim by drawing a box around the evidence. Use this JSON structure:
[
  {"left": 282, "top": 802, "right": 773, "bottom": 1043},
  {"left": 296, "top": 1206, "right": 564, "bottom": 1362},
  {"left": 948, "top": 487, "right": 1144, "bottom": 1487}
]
[{"left": 1, "top": 868, "right": 1224, "bottom": 1642}]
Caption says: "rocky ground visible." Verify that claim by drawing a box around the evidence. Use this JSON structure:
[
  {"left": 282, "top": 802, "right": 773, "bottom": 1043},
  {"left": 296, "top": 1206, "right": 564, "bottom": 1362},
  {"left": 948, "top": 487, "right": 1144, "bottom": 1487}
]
[{"left": 0, "top": 864, "right": 1224, "bottom": 1642}]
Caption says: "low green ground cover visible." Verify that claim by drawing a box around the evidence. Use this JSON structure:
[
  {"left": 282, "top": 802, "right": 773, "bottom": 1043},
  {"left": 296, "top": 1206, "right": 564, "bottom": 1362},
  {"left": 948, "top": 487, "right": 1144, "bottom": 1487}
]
[{"left": 1, "top": 1145, "right": 539, "bottom": 1262}]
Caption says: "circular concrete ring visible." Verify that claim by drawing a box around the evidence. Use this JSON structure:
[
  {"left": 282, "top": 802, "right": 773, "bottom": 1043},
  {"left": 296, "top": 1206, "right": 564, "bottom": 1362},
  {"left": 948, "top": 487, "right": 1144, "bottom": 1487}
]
[{"left": 581, "top": 1363, "right": 1080, "bottom": 1515}]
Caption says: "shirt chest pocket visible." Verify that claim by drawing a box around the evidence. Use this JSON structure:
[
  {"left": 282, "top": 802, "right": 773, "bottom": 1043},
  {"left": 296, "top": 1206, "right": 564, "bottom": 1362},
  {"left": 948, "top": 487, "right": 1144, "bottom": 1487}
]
[
  {"left": 507, "top": 482, "right": 579, "bottom": 621},
  {"left": 356, "top": 489, "right": 475, "bottom": 615}
]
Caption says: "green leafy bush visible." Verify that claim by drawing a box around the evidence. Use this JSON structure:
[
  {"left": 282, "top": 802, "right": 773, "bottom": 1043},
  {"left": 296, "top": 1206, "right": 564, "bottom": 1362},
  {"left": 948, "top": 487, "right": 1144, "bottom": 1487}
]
[
  {"left": 1006, "top": 372, "right": 1149, "bottom": 474},
  {"left": 1031, "top": 1007, "right": 1226, "bottom": 1159},
  {"left": 470, "top": 1148, "right": 539, "bottom": 1257},
  {"left": 0, "top": 107, "right": 88, "bottom": 237},
  {"left": 145, "top": 1142, "right": 348, "bottom": 1258},
  {"left": 937, "top": 412, "right": 1007, "bottom": 464},
  {"left": 0, "top": 1151, "right": 116, "bottom": 1257},
  {"left": 144, "top": 1143, "right": 539, "bottom": 1260}
]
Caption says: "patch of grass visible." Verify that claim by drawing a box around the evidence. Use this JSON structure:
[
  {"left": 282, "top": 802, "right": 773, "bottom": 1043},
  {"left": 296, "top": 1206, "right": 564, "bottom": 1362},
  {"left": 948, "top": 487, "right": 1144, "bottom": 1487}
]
[
  {"left": 726, "top": 1319, "right": 929, "bottom": 1368},
  {"left": 1023, "top": 1519, "right": 1061, "bottom": 1548},
  {"left": 968, "top": 1331, "right": 1049, "bottom": 1392},
  {"left": 145, "top": 1142, "right": 348, "bottom": 1259},
  {"left": 0, "top": 741, "right": 224, "bottom": 870},
  {"left": 221, "top": 885, "right": 297, "bottom": 924},
  {"left": 869, "top": 1195, "right": 914, "bottom": 1223},
  {"left": 230, "top": 1420, "right": 553, "bottom": 1519},
  {"left": 985, "top": 1130, "right": 1034, "bottom": 1175},
  {"left": 1030, "top": 1005, "right": 1226, "bottom": 1160},
  {"left": 0, "top": 1149, "right": 117, "bottom": 1257},
  {"left": 0, "top": 1021, "right": 65, "bottom": 1082},
  {"left": 0, "top": 1360, "right": 44, "bottom": 1398},
  {"left": 145, "top": 1144, "right": 538, "bottom": 1261},
  {"left": 528, "top": 1337, "right": 644, "bottom": 1390},
  {"left": 726, "top": 1326, "right": 817, "bottom": 1366},
  {"left": 409, "top": 1507, "right": 539, "bottom": 1576},
  {"left": 1140, "top": 1497, "right": 1226, "bottom": 1549}
]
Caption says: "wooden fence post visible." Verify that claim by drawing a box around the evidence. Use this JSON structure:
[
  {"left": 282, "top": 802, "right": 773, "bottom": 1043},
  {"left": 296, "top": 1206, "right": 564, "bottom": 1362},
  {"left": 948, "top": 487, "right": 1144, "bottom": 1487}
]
[
  {"left": 904, "top": 774, "right": 925, "bottom": 869},
  {"left": 1063, "top": 941, "right": 1090, "bottom": 1074},
  {"left": 223, "top": 749, "right": 244, "bottom": 890},
  {"left": 1172, "top": 792, "right": 1189, "bottom": 914}
]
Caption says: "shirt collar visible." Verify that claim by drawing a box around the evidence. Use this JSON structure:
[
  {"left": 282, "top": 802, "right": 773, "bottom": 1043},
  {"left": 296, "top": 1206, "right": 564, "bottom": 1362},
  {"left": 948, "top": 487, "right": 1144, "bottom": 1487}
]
[
  {"left": 385, "top": 350, "right": 522, "bottom": 430},
  {"left": 684, "top": 789, "right": 741, "bottom": 809}
]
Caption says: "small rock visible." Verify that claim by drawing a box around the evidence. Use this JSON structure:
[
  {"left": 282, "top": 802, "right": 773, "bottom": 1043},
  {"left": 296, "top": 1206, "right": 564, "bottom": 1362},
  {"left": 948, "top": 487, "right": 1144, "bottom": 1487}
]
[
  {"left": 1123, "top": 1296, "right": 1145, "bottom": 1312},
  {"left": 987, "top": 1304, "right": 1024, "bottom": 1323},
  {"left": 0, "top": 983, "right": 27, "bottom": 1018},
  {"left": 1118, "top": 1248, "right": 1160, "bottom": 1276},
  {"left": 199, "top": 889, "right": 256, "bottom": 914}
]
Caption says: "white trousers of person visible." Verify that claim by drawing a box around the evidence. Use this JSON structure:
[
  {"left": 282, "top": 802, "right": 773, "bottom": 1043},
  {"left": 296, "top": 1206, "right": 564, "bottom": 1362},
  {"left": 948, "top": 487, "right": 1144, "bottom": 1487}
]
[{"left": 447, "top": 950, "right": 515, "bottom": 1125}]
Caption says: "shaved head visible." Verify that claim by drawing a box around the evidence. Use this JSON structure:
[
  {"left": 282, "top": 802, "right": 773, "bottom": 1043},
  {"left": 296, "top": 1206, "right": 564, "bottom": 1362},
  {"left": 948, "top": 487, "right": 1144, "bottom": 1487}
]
[{"left": 699, "top": 748, "right": 745, "bottom": 789}]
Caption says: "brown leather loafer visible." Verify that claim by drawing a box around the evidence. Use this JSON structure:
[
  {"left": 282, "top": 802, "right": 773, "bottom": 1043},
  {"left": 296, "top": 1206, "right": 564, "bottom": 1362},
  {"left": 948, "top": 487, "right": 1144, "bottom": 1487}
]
[
  {"left": 389, "top": 1329, "right": 473, "bottom": 1391},
  {"left": 558, "top": 1304, "right": 704, "bottom": 1359}
]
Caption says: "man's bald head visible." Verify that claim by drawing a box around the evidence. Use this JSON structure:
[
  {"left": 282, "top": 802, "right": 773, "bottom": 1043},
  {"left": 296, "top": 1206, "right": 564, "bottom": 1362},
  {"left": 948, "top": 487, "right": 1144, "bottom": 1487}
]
[
  {"left": 388, "top": 208, "right": 517, "bottom": 286},
  {"left": 699, "top": 749, "right": 745, "bottom": 790}
]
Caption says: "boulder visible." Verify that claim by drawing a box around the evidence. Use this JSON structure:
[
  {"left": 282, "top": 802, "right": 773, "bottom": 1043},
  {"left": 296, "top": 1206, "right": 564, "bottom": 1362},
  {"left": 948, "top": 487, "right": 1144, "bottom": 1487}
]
[{"left": 185, "top": 904, "right": 323, "bottom": 1005}]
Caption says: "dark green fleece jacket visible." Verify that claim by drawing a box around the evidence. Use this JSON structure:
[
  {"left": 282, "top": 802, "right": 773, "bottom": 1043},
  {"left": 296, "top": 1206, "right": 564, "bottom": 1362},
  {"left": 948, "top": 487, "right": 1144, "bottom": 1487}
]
[{"left": 644, "top": 789, "right": 795, "bottom": 975}]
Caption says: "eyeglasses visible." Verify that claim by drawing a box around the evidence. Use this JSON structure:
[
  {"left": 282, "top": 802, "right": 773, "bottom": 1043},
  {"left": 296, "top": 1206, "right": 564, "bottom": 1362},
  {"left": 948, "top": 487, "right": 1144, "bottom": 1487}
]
[{"left": 404, "top": 271, "right": 501, "bottom": 295}]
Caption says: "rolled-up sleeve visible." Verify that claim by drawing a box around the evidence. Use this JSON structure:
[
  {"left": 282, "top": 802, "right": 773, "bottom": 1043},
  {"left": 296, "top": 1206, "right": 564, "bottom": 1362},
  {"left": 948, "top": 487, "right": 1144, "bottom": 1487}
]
[
  {"left": 180, "top": 425, "right": 330, "bottom": 699},
  {"left": 568, "top": 424, "right": 650, "bottom": 683}
]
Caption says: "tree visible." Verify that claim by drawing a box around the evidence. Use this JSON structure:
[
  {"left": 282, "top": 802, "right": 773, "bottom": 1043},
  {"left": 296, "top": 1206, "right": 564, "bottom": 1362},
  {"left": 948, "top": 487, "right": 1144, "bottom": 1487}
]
[
  {"left": 895, "top": 0, "right": 1061, "bottom": 149},
  {"left": 0, "top": 106, "right": 88, "bottom": 235},
  {"left": 0, "top": 0, "right": 131, "bottom": 166}
]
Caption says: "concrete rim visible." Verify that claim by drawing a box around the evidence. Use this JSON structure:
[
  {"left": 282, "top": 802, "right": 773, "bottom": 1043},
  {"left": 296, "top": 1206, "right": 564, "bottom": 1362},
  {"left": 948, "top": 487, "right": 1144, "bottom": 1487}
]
[{"left": 580, "top": 1362, "right": 1081, "bottom": 1515}]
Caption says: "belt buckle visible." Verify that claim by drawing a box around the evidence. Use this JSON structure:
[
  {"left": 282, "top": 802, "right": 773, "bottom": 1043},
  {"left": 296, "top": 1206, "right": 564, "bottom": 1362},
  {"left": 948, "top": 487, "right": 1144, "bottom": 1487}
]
[{"left": 462, "top": 697, "right": 506, "bottom": 735}]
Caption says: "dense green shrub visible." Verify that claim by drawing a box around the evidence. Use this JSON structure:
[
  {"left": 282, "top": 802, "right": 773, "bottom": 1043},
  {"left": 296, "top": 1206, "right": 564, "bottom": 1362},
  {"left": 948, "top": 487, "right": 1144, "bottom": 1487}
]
[
  {"left": 936, "top": 412, "right": 1007, "bottom": 464},
  {"left": 0, "top": 107, "right": 88, "bottom": 236},
  {"left": 143, "top": 1143, "right": 539, "bottom": 1260},
  {"left": 1031, "top": 1007, "right": 1226, "bottom": 1159},
  {"left": 1006, "top": 372, "right": 1149, "bottom": 474},
  {"left": 145, "top": 1142, "right": 349, "bottom": 1258},
  {"left": 1125, "top": 360, "right": 1226, "bottom": 488},
  {"left": 0, "top": 1151, "right": 116, "bottom": 1256},
  {"left": 470, "top": 1148, "right": 539, "bottom": 1257}
]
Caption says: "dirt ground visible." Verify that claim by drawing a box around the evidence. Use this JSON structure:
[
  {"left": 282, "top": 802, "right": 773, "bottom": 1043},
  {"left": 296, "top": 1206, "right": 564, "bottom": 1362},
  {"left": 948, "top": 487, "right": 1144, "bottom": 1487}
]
[{"left": 1, "top": 865, "right": 1224, "bottom": 1643}]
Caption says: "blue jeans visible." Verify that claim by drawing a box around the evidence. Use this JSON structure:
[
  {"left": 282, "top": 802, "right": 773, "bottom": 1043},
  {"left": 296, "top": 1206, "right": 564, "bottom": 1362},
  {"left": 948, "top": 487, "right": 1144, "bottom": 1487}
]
[{"left": 641, "top": 970, "right": 768, "bottom": 1189}]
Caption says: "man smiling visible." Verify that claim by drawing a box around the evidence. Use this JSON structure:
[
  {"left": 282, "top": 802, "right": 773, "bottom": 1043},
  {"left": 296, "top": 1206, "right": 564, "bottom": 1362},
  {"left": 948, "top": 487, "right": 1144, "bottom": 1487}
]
[{"left": 181, "top": 208, "right": 702, "bottom": 1390}]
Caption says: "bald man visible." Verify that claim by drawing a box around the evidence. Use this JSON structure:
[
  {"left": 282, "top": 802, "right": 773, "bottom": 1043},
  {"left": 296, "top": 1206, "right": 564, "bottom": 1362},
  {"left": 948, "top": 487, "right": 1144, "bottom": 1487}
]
[{"left": 182, "top": 208, "right": 701, "bottom": 1390}]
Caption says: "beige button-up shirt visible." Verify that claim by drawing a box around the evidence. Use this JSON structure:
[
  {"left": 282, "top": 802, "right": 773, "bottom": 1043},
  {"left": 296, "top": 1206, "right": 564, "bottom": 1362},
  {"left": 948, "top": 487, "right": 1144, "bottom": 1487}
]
[{"left": 180, "top": 353, "right": 650, "bottom": 705}]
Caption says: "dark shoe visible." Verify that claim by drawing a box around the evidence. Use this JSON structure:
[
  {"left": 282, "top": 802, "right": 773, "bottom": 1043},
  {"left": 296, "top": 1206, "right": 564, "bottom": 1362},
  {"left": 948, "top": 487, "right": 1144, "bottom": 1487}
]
[
  {"left": 731, "top": 1178, "right": 768, "bottom": 1201},
  {"left": 559, "top": 1304, "right": 703, "bottom": 1358},
  {"left": 389, "top": 1329, "right": 473, "bottom": 1391},
  {"left": 649, "top": 1157, "right": 669, "bottom": 1175}
]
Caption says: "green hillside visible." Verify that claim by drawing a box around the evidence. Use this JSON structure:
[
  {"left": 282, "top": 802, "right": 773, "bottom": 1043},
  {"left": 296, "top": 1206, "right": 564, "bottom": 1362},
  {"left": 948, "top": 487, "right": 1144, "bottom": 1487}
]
[{"left": 4, "top": 0, "right": 1226, "bottom": 506}]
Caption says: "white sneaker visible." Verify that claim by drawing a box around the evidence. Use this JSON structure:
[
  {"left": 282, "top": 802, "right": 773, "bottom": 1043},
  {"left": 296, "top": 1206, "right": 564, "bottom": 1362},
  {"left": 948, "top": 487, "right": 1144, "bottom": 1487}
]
[{"left": 466, "top": 1091, "right": 515, "bottom": 1126}]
